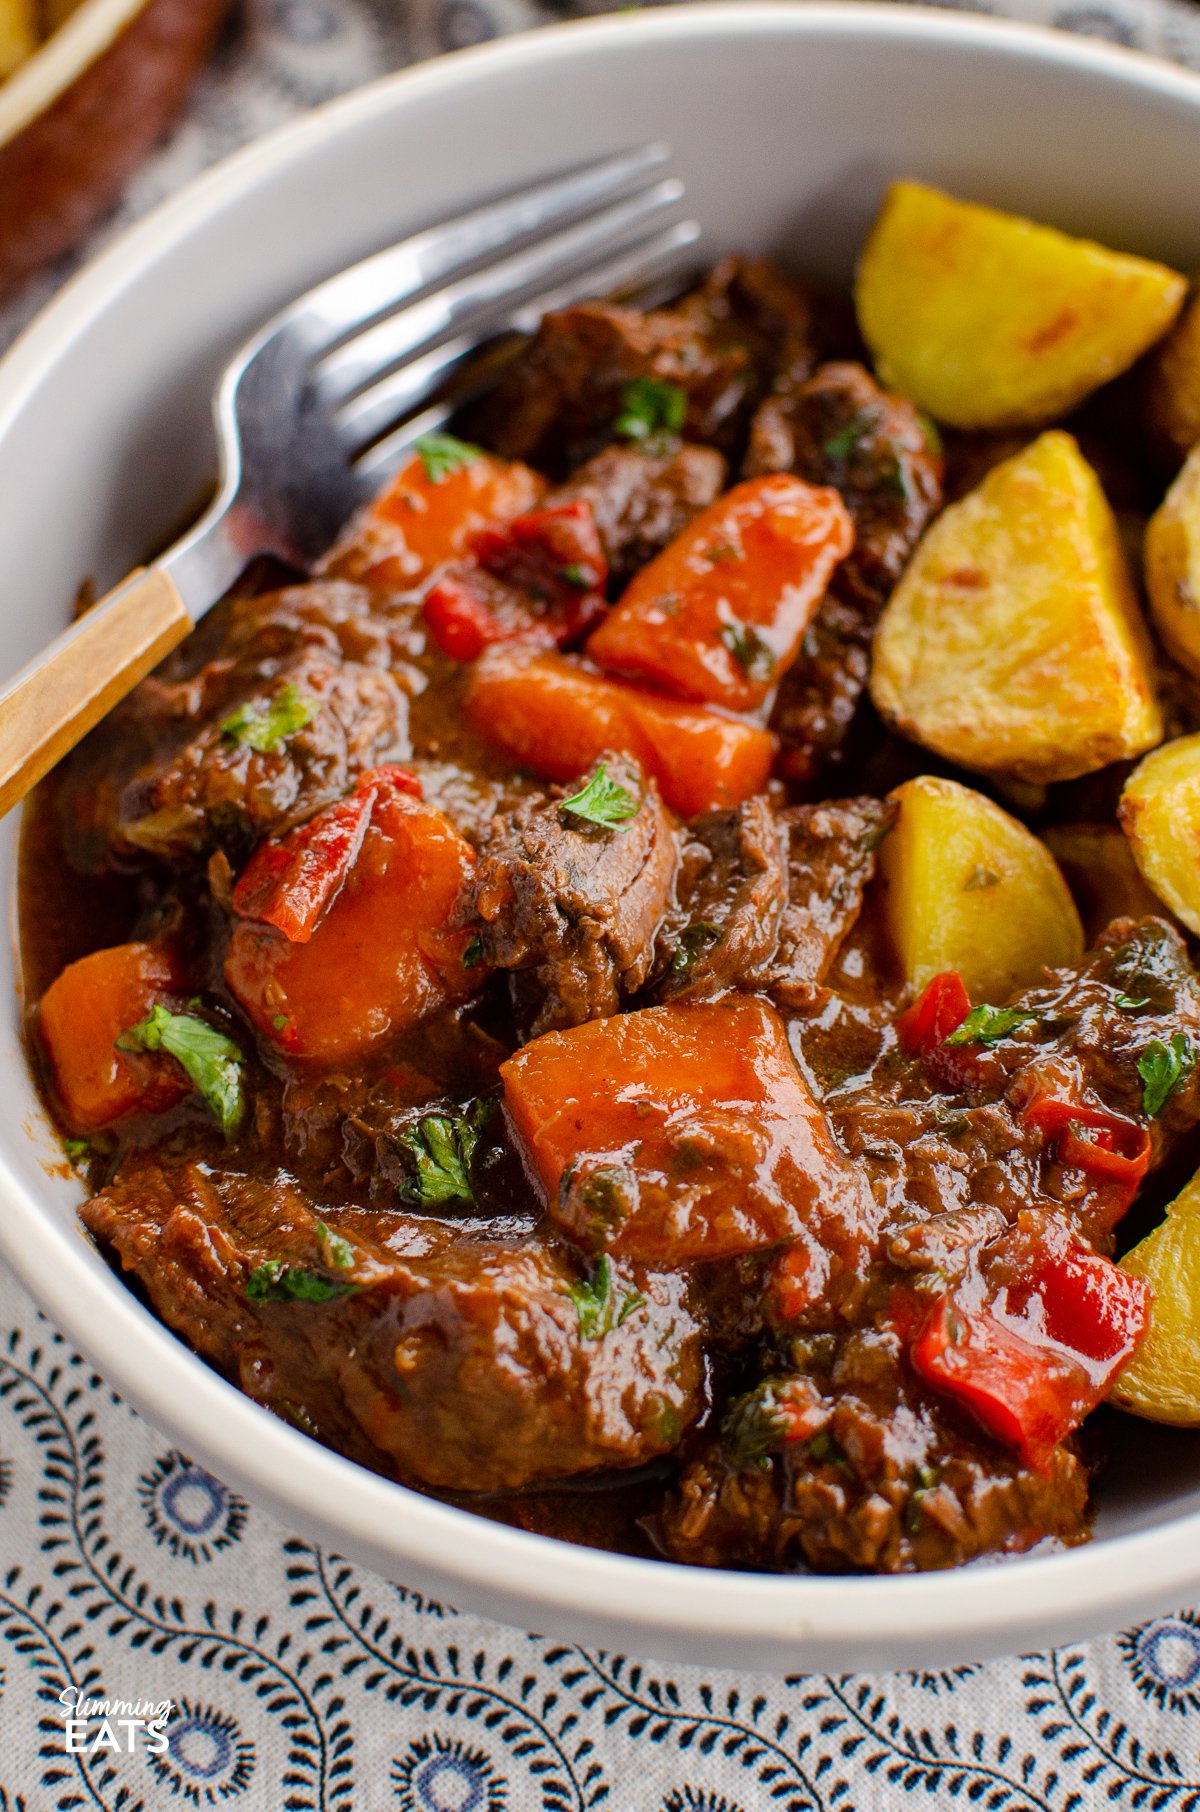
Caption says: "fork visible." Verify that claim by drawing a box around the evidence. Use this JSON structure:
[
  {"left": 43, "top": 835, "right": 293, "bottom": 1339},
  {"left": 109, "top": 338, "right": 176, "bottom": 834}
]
[{"left": 0, "top": 145, "right": 698, "bottom": 818}]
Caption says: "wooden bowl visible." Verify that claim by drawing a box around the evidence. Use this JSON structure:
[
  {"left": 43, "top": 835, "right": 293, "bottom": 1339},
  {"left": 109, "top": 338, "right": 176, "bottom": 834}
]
[{"left": 0, "top": 0, "right": 232, "bottom": 301}]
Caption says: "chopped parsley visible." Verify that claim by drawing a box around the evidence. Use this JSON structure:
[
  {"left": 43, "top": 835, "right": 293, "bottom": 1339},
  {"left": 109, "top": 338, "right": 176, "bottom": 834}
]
[
  {"left": 917, "top": 411, "right": 943, "bottom": 458},
  {"left": 1115, "top": 993, "right": 1150, "bottom": 1012},
  {"left": 559, "top": 763, "right": 640, "bottom": 831},
  {"left": 1138, "top": 1033, "right": 1196, "bottom": 1117},
  {"left": 571, "top": 1164, "right": 636, "bottom": 1230},
  {"left": 395, "top": 1100, "right": 492, "bottom": 1206},
  {"left": 461, "top": 935, "right": 484, "bottom": 969},
  {"left": 221, "top": 681, "right": 318, "bottom": 753},
  {"left": 906, "top": 1462, "right": 940, "bottom": 1535},
  {"left": 719, "top": 615, "right": 775, "bottom": 681},
  {"left": 721, "top": 1379, "right": 796, "bottom": 1470},
  {"left": 671, "top": 920, "right": 724, "bottom": 976},
  {"left": 117, "top": 1004, "right": 246, "bottom": 1137},
  {"left": 945, "top": 1005, "right": 1036, "bottom": 1048},
  {"left": 414, "top": 431, "right": 482, "bottom": 482},
  {"left": 316, "top": 1221, "right": 354, "bottom": 1270},
  {"left": 566, "top": 1254, "right": 645, "bottom": 1340},
  {"left": 822, "top": 416, "right": 872, "bottom": 461},
  {"left": 559, "top": 563, "right": 591, "bottom": 588},
  {"left": 962, "top": 865, "right": 1001, "bottom": 892},
  {"left": 62, "top": 1137, "right": 90, "bottom": 1166},
  {"left": 246, "top": 1259, "right": 356, "bottom": 1304},
  {"left": 613, "top": 376, "right": 687, "bottom": 442}
]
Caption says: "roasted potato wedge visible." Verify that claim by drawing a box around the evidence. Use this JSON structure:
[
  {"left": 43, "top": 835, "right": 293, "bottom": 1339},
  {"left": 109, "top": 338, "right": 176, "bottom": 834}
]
[
  {"left": 0, "top": 0, "right": 36, "bottom": 79},
  {"left": 856, "top": 181, "right": 1186, "bottom": 430},
  {"left": 1120, "top": 733, "right": 1200, "bottom": 935},
  {"left": 1042, "top": 822, "right": 1163, "bottom": 943},
  {"left": 878, "top": 775, "right": 1083, "bottom": 1001},
  {"left": 1145, "top": 442, "right": 1200, "bottom": 679},
  {"left": 1144, "top": 283, "right": 1200, "bottom": 465},
  {"left": 1113, "top": 1170, "right": 1200, "bottom": 1426},
  {"left": 870, "top": 431, "right": 1163, "bottom": 783}
]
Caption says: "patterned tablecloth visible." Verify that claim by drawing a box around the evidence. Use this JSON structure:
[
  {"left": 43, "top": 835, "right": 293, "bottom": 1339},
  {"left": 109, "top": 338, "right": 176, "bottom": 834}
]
[{"left": 4, "top": 1, "right": 1200, "bottom": 1806}]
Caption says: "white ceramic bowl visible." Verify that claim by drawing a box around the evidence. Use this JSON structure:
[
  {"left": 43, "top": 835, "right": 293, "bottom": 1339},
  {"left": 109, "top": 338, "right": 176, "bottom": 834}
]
[{"left": 3, "top": 2, "right": 1200, "bottom": 1674}]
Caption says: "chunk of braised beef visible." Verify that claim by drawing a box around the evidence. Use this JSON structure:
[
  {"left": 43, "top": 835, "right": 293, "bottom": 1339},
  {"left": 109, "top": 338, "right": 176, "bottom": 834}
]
[
  {"left": 744, "top": 361, "right": 943, "bottom": 612},
  {"left": 767, "top": 592, "right": 873, "bottom": 785},
  {"left": 61, "top": 583, "right": 414, "bottom": 869},
  {"left": 471, "top": 300, "right": 755, "bottom": 472},
  {"left": 827, "top": 917, "right": 1200, "bottom": 1250},
  {"left": 657, "top": 1327, "right": 1090, "bottom": 1572},
  {"left": 765, "top": 796, "right": 896, "bottom": 1004},
  {"left": 547, "top": 441, "right": 727, "bottom": 590},
  {"left": 677, "top": 255, "right": 820, "bottom": 394},
  {"left": 659, "top": 796, "right": 789, "bottom": 999},
  {"left": 82, "top": 1153, "right": 707, "bottom": 1494},
  {"left": 458, "top": 753, "right": 678, "bottom": 1035}
]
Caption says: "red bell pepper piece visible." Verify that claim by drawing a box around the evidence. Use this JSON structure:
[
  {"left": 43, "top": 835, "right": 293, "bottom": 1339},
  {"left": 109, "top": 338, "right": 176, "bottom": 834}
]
[
  {"left": 423, "top": 570, "right": 521, "bottom": 662},
  {"left": 896, "top": 971, "right": 971, "bottom": 1055},
  {"left": 911, "top": 1244, "right": 1149, "bottom": 1468},
  {"left": 1022, "top": 1095, "right": 1152, "bottom": 1192},
  {"left": 474, "top": 498, "right": 607, "bottom": 629},
  {"left": 233, "top": 765, "right": 422, "bottom": 944},
  {"left": 424, "top": 501, "right": 609, "bottom": 661}
]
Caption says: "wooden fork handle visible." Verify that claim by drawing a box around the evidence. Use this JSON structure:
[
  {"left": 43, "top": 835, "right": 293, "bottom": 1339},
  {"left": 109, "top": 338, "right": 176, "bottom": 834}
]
[{"left": 0, "top": 567, "right": 191, "bottom": 820}]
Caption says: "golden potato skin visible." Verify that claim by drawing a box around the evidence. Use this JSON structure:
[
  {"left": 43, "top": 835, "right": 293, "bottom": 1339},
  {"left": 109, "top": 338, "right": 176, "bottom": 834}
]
[
  {"left": 870, "top": 431, "right": 1164, "bottom": 783},
  {"left": 1120, "top": 733, "right": 1200, "bottom": 936},
  {"left": 878, "top": 775, "right": 1083, "bottom": 1002},
  {"left": 855, "top": 181, "right": 1186, "bottom": 430},
  {"left": 0, "top": 0, "right": 37, "bottom": 79},
  {"left": 1145, "top": 443, "right": 1200, "bottom": 679},
  {"left": 1144, "top": 284, "right": 1200, "bottom": 465},
  {"left": 1113, "top": 1170, "right": 1200, "bottom": 1426}
]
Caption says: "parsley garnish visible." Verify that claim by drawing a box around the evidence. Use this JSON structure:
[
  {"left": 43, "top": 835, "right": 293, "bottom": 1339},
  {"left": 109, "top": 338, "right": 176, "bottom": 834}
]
[
  {"left": 246, "top": 1259, "right": 356, "bottom": 1303},
  {"left": 614, "top": 377, "right": 687, "bottom": 442},
  {"left": 671, "top": 920, "right": 724, "bottom": 975},
  {"left": 1115, "top": 994, "right": 1150, "bottom": 1012},
  {"left": 721, "top": 1379, "right": 794, "bottom": 1470},
  {"left": 559, "top": 563, "right": 590, "bottom": 588},
  {"left": 316, "top": 1221, "right": 354, "bottom": 1269},
  {"left": 917, "top": 411, "right": 943, "bottom": 458},
  {"left": 945, "top": 1005, "right": 1036, "bottom": 1048},
  {"left": 719, "top": 615, "right": 775, "bottom": 681},
  {"left": 822, "top": 416, "right": 872, "bottom": 461},
  {"left": 221, "top": 681, "right": 318, "bottom": 753},
  {"left": 117, "top": 1004, "right": 246, "bottom": 1137},
  {"left": 395, "top": 1100, "right": 491, "bottom": 1206},
  {"left": 414, "top": 431, "right": 482, "bottom": 482},
  {"left": 559, "top": 763, "right": 640, "bottom": 831},
  {"left": 906, "top": 1461, "right": 940, "bottom": 1535},
  {"left": 63, "top": 1137, "right": 90, "bottom": 1166},
  {"left": 1138, "top": 1033, "right": 1196, "bottom": 1116},
  {"left": 461, "top": 936, "right": 484, "bottom": 969},
  {"left": 567, "top": 1254, "right": 645, "bottom": 1340}
]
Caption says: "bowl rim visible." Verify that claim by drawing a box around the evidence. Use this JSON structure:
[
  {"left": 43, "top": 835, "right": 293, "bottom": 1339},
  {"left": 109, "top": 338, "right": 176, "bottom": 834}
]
[
  {"left": 4, "top": 0, "right": 1200, "bottom": 1664},
  {"left": 0, "top": 0, "right": 152, "bottom": 152}
]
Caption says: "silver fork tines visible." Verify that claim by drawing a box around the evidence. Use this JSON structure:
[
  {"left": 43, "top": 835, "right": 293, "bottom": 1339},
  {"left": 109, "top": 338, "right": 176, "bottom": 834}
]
[{"left": 162, "top": 146, "right": 698, "bottom": 617}]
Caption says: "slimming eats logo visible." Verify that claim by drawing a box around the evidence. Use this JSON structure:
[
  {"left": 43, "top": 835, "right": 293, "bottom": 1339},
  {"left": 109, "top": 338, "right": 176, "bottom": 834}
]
[{"left": 58, "top": 1687, "right": 172, "bottom": 1756}]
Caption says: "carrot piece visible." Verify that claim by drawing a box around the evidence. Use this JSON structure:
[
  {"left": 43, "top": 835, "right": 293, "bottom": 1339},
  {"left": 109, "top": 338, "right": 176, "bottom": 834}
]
[
  {"left": 587, "top": 474, "right": 854, "bottom": 710},
  {"left": 325, "top": 443, "right": 545, "bottom": 588},
  {"left": 37, "top": 942, "right": 190, "bottom": 1133},
  {"left": 225, "top": 785, "right": 480, "bottom": 1065},
  {"left": 500, "top": 998, "right": 873, "bottom": 1264},
  {"left": 466, "top": 646, "right": 775, "bottom": 817}
]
